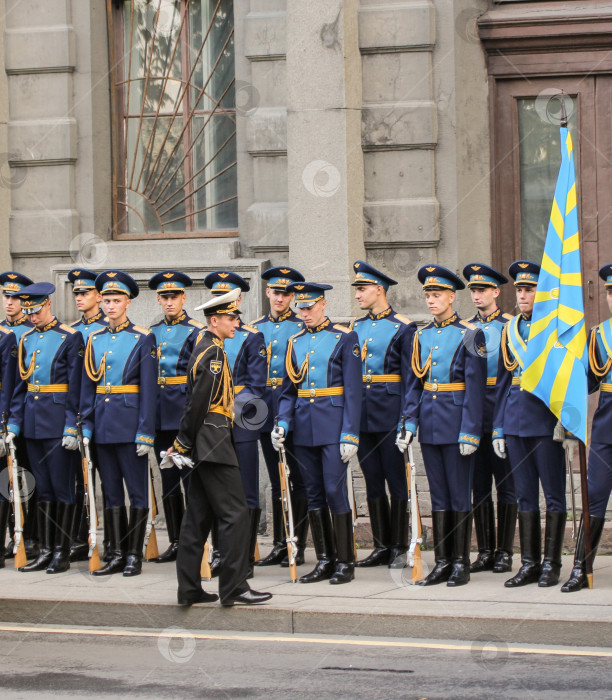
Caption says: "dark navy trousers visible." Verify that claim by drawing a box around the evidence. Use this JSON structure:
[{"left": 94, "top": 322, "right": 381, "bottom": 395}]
[
  {"left": 292, "top": 444, "right": 350, "bottom": 514},
  {"left": 155, "top": 430, "right": 190, "bottom": 500},
  {"left": 357, "top": 430, "right": 408, "bottom": 501},
  {"left": 420, "top": 442, "right": 474, "bottom": 512},
  {"left": 235, "top": 440, "right": 260, "bottom": 510},
  {"left": 260, "top": 431, "right": 306, "bottom": 501},
  {"left": 587, "top": 442, "right": 612, "bottom": 518},
  {"left": 96, "top": 443, "right": 149, "bottom": 509},
  {"left": 26, "top": 438, "right": 76, "bottom": 505},
  {"left": 472, "top": 433, "right": 516, "bottom": 506}
]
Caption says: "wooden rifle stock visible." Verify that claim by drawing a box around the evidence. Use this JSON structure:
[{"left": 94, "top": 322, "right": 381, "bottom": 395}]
[
  {"left": 2, "top": 412, "right": 26, "bottom": 569},
  {"left": 145, "top": 469, "right": 159, "bottom": 560},
  {"left": 76, "top": 414, "right": 101, "bottom": 572},
  {"left": 275, "top": 419, "right": 298, "bottom": 582},
  {"left": 401, "top": 418, "right": 423, "bottom": 583},
  {"left": 201, "top": 541, "right": 212, "bottom": 579}
]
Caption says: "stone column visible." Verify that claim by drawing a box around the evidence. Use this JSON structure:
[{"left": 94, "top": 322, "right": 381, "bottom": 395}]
[{"left": 286, "top": 0, "right": 365, "bottom": 320}]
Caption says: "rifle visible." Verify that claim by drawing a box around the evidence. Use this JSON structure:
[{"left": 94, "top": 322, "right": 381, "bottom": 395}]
[
  {"left": 346, "top": 460, "right": 358, "bottom": 561},
  {"left": 401, "top": 418, "right": 423, "bottom": 583},
  {"left": 76, "top": 413, "right": 101, "bottom": 572},
  {"left": 566, "top": 444, "right": 578, "bottom": 539},
  {"left": 144, "top": 465, "right": 159, "bottom": 560},
  {"left": 2, "top": 412, "right": 26, "bottom": 569},
  {"left": 275, "top": 418, "right": 297, "bottom": 582},
  {"left": 200, "top": 540, "right": 212, "bottom": 580}
]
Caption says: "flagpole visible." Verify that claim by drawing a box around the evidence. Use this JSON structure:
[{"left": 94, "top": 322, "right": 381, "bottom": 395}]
[{"left": 578, "top": 442, "right": 593, "bottom": 588}]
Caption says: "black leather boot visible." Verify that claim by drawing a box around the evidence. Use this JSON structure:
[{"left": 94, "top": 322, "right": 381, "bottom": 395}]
[
  {"left": 210, "top": 518, "right": 221, "bottom": 578},
  {"left": 93, "top": 506, "right": 127, "bottom": 576},
  {"left": 299, "top": 509, "right": 335, "bottom": 583},
  {"left": 69, "top": 497, "right": 90, "bottom": 562},
  {"left": 418, "top": 510, "right": 452, "bottom": 586},
  {"left": 23, "top": 488, "right": 40, "bottom": 559},
  {"left": 330, "top": 512, "right": 355, "bottom": 584},
  {"left": 493, "top": 501, "right": 517, "bottom": 573},
  {"left": 538, "top": 510, "right": 566, "bottom": 587},
  {"left": 154, "top": 494, "right": 184, "bottom": 563},
  {"left": 388, "top": 497, "right": 409, "bottom": 569},
  {"left": 20, "top": 502, "right": 55, "bottom": 572},
  {"left": 470, "top": 501, "right": 495, "bottom": 573},
  {"left": 504, "top": 510, "right": 541, "bottom": 587},
  {"left": 0, "top": 499, "right": 10, "bottom": 568},
  {"left": 47, "top": 503, "right": 76, "bottom": 574},
  {"left": 281, "top": 496, "right": 309, "bottom": 567},
  {"left": 247, "top": 508, "right": 262, "bottom": 579},
  {"left": 356, "top": 497, "right": 390, "bottom": 568},
  {"left": 123, "top": 507, "right": 148, "bottom": 576},
  {"left": 561, "top": 515, "right": 605, "bottom": 592},
  {"left": 102, "top": 504, "right": 112, "bottom": 562},
  {"left": 447, "top": 511, "right": 472, "bottom": 587},
  {"left": 256, "top": 499, "right": 287, "bottom": 567}
]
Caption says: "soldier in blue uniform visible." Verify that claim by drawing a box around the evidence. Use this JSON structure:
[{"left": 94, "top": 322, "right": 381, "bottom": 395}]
[
  {"left": 204, "top": 271, "right": 267, "bottom": 577},
  {"left": 462, "top": 263, "right": 517, "bottom": 574},
  {"left": 6, "top": 283, "right": 84, "bottom": 574},
  {"left": 252, "top": 266, "right": 310, "bottom": 568},
  {"left": 148, "top": 271, "right": 204, "bottom": 563},
  {"left": 350, "top": 261, "right": 416, "bottom": 568},
  {"left": 493, "top": 261, "right": 567, "bottom": 588},
  {"left": 562, "top": 263, "right": 612, "bottom": 592},
  {"left": 0, "top": 323, "right": 17, "bottom": 566},
  {"left": 398, "top": 266, "right": 487, "bottom": 587},
  {"left": 67, "top": 268, "right": 109, "bottom": 563},
  {"left": 273, "top": 283, "right": 362, "bottom": 585},
  {"left": 80, "top": 271, "right": 158, "bottom": 577},
  {"left": 0, "top": 271, "right": 36, "bottom": 559}
]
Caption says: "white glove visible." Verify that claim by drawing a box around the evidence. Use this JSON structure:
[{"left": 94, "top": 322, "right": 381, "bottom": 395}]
[
  {"left": 5, "top": 432, "right": 15, "bottom": 445},
  {"left": 83, "top": 437, "right": 90, "bottom": 446},
  {"left": 553, "top": 420, "right": 565, "bottom": 442},
  {"left": 563, "top": 437, "right": 579, "bottom": 452},
  {"left": 459, "top": 442, "right": 477, "bottom": 456},
  {"left": 340, "top": 443, "right": 358, "bottom": 463},
  {"left": 395, "top": 430, "right": 412, "bottom": 453},
  {"left": 136, "top": 444, "right": 155, "bottom": 458},
  {"left": 62, "top": 436, "right": 79, "bottom": 451},
  {"left": 493, "top": 438, "right": 506, "bottom": 459},
  {"left": 0, "top": 438, "right": 6, "bottom": 458},
  {"left": 271, "top": 426, "right": 285, "bottom": 451}
]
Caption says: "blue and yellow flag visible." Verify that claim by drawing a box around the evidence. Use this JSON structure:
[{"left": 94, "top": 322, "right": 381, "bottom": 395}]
[{"left": 522, "top": 127, "right": 588, "bottom": 443}]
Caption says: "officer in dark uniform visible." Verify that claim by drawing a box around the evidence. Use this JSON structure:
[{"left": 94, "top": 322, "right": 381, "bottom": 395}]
[
  {"left": 0, "top": 271, "right": 36, "bottom": 559},
  {"left": 493, "top": 261, "right": 567, "bottom": 588},
  {"left": 148, "top": 271, "right": 204, "bottom": 563},
  {"left": 562, "top": 263, "right": 612, "bottom": 592},
  {"left": 6, "top": 283, "right": 84, "bottom": 574},
  {"left": 171, "top": 287, "right": 272, "bottom": 607},
  {"left": 252, "top": 266, "right": 309, "bottom": 568},
  {"left": 204, "top": 271, "right": 267, "bottom": 578},
  {"left": 67, "top": 268, "right": 109, "bottom": 563},
  {"left": 80, "top": 271, "right": 157, "bottom": 577},
  {"left": 273, "top": 283, "right": 362, "bottom": 585},
  {"left": 462, "top": 263, "right": 517, "bottom": 574},
  {"left": 350, "top": 261, "right": 416, "bottom": 568},
  {"left": 399, "top": 265, "right": 487, "bottom": 587},
  {"left": 0, "top": 323, "right": 17, "bottom": 566}
]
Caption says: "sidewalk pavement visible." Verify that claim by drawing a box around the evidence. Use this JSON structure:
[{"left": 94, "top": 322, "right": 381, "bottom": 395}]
[{"left": 1, "top": 531, "right": 610, "bottom": 648}]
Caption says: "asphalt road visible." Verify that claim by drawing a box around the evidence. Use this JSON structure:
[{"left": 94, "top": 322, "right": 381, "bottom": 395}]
[{"left": 0, "top": 624, "right": 610, "bottom": 699}]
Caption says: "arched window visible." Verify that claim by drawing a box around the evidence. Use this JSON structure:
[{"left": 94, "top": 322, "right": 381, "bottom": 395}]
[{"left": 108, "top": 0, "right": 237, "bottom": 238}]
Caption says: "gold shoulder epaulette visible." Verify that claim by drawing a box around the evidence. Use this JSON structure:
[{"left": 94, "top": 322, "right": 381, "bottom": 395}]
[
  {"left": 459, "top": 320, "right": 477, "bottom": 330},
  {"left": 394, "top": 313, "right": 413, "bottom": 325},
  {"left": 251, "top": 315, "right": 266, "bottom": 325},
  {"left": 333, "top": 324, "right": 350, "bottom": 334},
  {"left": 241, "top": 324, "right": 258, "bottom": 334},
  {"left": 0, "top": 325, "right": 9, "bottom": 335},
  {"left": 502, "top": 313, "right": 514, "bottom": 322},
  {"left": 132, "top": 324, "right": 151, "bottom": 335},
  {"left": 59, "top": 323, "right": 77, "bottom": 334},
  {"left": 70, "top": 319, "right": 79, "bottom": 328},
  {"left": 188, "top": 319, "right": 205, "bottom": 329}
]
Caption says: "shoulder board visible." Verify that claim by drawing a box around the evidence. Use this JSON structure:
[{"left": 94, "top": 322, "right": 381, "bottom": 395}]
[
  {"left": 241, "top": 324, "right": 259, "bottom": 334},
  {"left": 89, "top": 327, "right": 106, "bottom": 339},
  {"left": 0, "top": 325, "right": 10, "bottom": 336},
  {"left": 148, "top": 319, "right": 163, "bottom": 328},
  {"left": 188, "top": 319, "right": 205, "bottom": 329},
  {"left": 59, "top": 324, "right": 77, "bottom": 334},
  {"left": 251, "top": 315, "right": 266, "bottom": 325},
  {"left": 333, "top": 324, "right": 350, "bottom": 334},
  {"left": 459, "top": 320, "right": 477, "bottom": 330},
  {"left": 289, "top": 328, "right": 307, "bottom": 341},
  {"left": 132, "top": 325, "right": 151, "bottom": 335},
  {"left": 393, "top": 313, "right": 413, "bottom": 325},
  {"left": 502, "top": 313, "right": 514, "bottom": 322},
  {"left": 70, "top": 319, "right": 80, "bottom": 328}
]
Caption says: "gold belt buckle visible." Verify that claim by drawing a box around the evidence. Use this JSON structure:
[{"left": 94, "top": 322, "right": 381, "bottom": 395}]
[
  {"left": 309, "top": 388, "right": 316, "bottom": 397},
  {"left": 104, "top": 385, "right": 111, "bottom": 394},
  {"left": 270, "top": 377, "right": 278, "bottom": 387},
  {"left": 365, "top": 375, "right": 372, "bottom": 384},
  {"left": 159, "top": 376, "right": 166, "bottom": 385},
  {"left": 32, "top": 384, "right": 40, "bottom": 393},
  {"left": 431, "top": 382, "right": 438, "bottom": 392}
]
